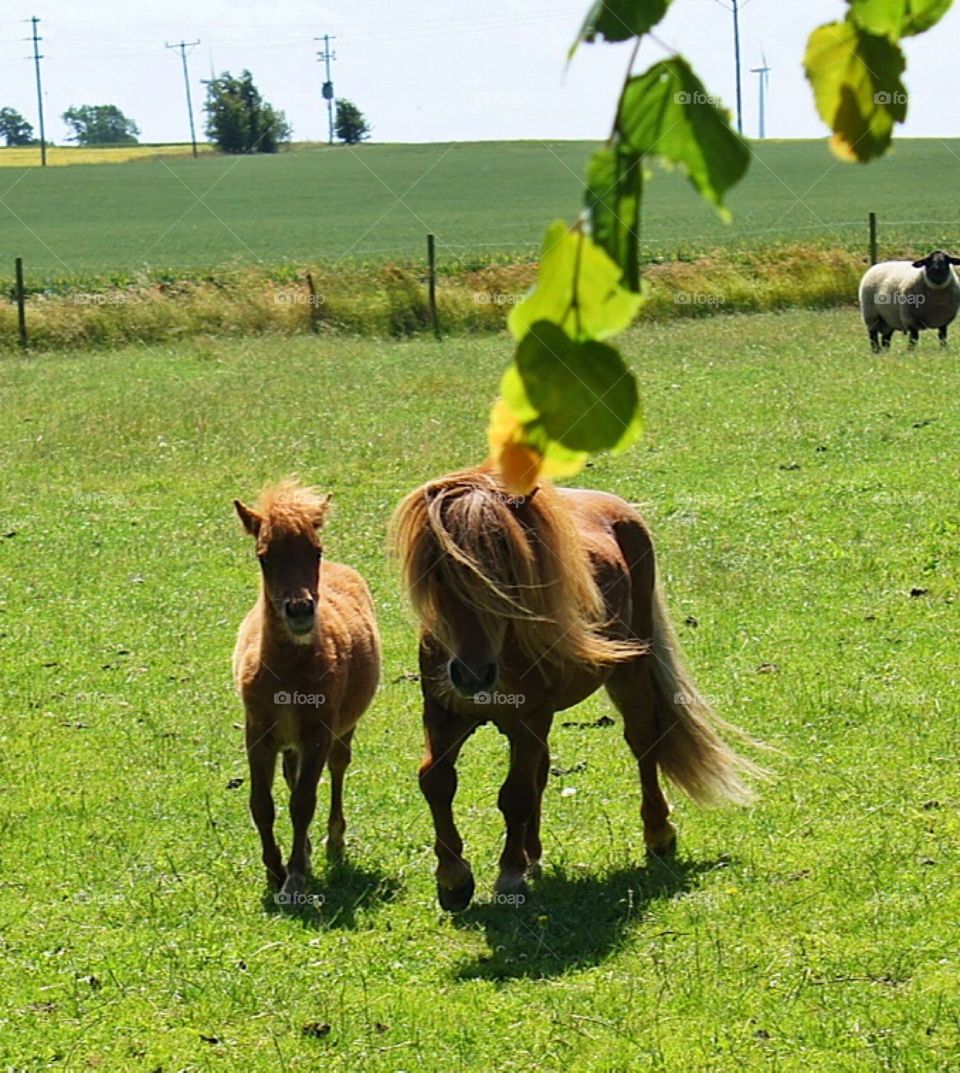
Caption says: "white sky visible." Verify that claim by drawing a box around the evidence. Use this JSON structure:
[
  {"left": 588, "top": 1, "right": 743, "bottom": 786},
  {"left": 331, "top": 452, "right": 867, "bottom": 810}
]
[{"left": 0, "top": 0, "right": 957, "bottom": 145}]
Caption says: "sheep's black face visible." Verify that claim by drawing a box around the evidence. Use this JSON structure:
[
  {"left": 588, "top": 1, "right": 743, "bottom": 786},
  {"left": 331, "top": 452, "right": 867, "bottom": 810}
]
[{"left": 913, "top": 250, "right": 960, "bottom": 286}]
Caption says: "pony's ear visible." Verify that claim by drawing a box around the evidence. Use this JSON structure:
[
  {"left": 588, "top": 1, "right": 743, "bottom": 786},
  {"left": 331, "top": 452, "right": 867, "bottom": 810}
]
[
  {"left": 234, "top": 499, "right": 262, "bottom": 537},
  {"left": 312, "top": 493, "right": 333, "bottom": 529}
]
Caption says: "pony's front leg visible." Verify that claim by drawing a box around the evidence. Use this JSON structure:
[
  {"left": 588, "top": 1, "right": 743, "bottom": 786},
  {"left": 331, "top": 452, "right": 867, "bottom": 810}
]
[
  {"left": 419, "top": 698, "right": 477, "bottom": 911},
  {"left": 246, "top": 733, "right": 285, "bottom": 889},
  {"left": 282, "top": 733, "right": 330, "bottom": 902},
  {"left": 495, "top": 712, "right": 552, "bottom": 900},
  {"left": 325, "top": 727, "right": 355, "bottom": 860}
]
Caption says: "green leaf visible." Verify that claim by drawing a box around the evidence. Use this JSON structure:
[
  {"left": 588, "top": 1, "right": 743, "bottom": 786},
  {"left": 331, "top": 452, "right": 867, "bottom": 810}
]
[
  {"left": 585, "top": 145, "right": 643, "bottom": 292},
  {"left": 503, "top": 321, "right": 642, "bottom": 454},
  {"left": 571, "top": 0, "right": 673, "bottom": 53},
  {"left": 508, "top": 221, "right": 643, "bottom": 343},
  {"left": 617, "top": 58, "right": 750, "bottom": 219},
  {"left": 848, "top": 0, "right": 954, "bottom": 37},
  {"left": 804, "top": 21, "right": 907, "bottom": 162}
]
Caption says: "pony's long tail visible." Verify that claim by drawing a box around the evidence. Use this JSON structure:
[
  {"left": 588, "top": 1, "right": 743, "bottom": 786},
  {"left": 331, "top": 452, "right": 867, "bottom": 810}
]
[{"left": 649, "top": 585, "right": 766, "bottom": 806}]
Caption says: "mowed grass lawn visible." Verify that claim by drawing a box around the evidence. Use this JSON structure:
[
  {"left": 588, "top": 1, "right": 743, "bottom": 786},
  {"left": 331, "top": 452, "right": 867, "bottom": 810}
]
[
  {"left": 2, "top": 139, "right": 960, "bottom": 282},
  {"left": 0, "top": 310, "right": 957, "bottom": 1070}
]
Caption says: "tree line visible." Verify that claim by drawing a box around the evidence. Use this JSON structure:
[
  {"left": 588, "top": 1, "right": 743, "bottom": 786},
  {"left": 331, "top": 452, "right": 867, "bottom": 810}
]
[{"left": 0, "top": 71, "right": 371, "bottom": 151}]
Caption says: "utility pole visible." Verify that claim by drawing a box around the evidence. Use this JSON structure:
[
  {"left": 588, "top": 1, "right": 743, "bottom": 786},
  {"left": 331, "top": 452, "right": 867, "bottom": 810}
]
[
  {"left": 166, "top": 39, "right": 201, "bottom": 157},
  {"left": 732, "top": 0, "right": 743, "bottom": 135},
  {"left": 29, "top": 16, "right": 47, "bottom": 167},
  {"left": 750, "top": 56, "right": 771, "bottom": 139},
  {"left": 314, "top": 34, "right": 336, "bottom": 144}
]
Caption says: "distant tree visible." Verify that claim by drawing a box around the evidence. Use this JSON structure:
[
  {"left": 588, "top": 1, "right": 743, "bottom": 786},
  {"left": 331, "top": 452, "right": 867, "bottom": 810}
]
[
  {"left": 204, "top": 70, "right": 291, "bottom": 154},
  {"left": 62, "top": 105, "right": 139, "bottom": 145},
  {"left": 335, "top": 99, "right": 371, "bottom": 145},
  {"left": 0, "top": 107, "right": 34, "bottom": 146}
]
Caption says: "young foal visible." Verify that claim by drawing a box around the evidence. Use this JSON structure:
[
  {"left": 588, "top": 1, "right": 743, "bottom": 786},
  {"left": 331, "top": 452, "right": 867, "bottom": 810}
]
[
  {"left": 392, "top": 466, "right": 760, "bottom": 911},
  {"left": 233, "top": 481, "right": 380, "bottom": 900}
]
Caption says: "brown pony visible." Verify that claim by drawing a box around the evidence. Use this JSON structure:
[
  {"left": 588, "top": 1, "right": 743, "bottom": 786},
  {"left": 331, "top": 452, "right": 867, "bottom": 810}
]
[
  {"left": 233, "top": 481, "right": 380, "bottom": 902},
  {"left": 392, "top": 466, "right": 761, "bottom": 911}
]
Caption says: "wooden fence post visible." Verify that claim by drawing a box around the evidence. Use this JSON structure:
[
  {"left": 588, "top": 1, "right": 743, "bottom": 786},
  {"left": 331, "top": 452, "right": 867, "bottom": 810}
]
[
  {"left": 15, "top": 257, "right": 28, "bottom": 350},
  {"left": 868, "top": 212, "right": 878, "bottom": 266},
  {"left": 427, "top": 234, "right": 440, "bottom": 340}
]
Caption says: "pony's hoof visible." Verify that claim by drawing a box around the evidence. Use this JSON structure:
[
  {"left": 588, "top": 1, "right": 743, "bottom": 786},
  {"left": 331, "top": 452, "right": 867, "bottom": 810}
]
[
  {"left": 326, "top": 838, "right": 345, "bottom": 861},
  {"left": 493, "top": 872, "right": 530, "bottom": 903},
  {"left": 265, "top": 865, "right": 287, "bottom": 891},
  {"left": 277, "top": 871, "right": 308, "bottom": 907},
  {"left": 437, "top": 874, "right": 475, "bottom": 913},
  {"left": 646, "top": 834, "right": 678, "bottom": 859}
]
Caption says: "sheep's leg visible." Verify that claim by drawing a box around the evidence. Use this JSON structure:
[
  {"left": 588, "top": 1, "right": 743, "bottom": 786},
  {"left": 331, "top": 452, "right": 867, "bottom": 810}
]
[
  {"left": 939, "top": 326, "right": 948, "bottom": 348},
  {"left": 908, "top": 327, "right": 919, "bottom": 349},
  {"left": 868, "top": 325, "right": 881, "bottom": 353},
  {"left": 881, "top": 329, "right": 894, "bottom": 350}
]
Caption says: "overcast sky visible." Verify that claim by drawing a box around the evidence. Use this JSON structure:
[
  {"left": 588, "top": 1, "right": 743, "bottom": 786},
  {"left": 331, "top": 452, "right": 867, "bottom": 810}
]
[{"left": 1, "top": 1, "right": 957, "bottom": 145}]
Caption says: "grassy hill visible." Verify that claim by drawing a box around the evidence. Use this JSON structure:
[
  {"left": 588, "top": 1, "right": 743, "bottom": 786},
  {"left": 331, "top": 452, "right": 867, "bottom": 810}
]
[{"left": 2, "top": 139, "right": 959, "bottom": 283}]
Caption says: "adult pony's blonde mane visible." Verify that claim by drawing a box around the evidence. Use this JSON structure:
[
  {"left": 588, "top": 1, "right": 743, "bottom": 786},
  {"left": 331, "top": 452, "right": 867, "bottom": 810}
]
[
  {"left": 254, "top": 480, "right": 331, "bottom": 537},
  {"left": 390, "top": 466, "right": 639, "bottom": 670}
]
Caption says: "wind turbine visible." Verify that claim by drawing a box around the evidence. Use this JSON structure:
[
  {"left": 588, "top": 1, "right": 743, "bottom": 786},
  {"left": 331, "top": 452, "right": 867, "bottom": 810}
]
[{"left": 750, "top": 53, "right": 771, "bottom": 139}]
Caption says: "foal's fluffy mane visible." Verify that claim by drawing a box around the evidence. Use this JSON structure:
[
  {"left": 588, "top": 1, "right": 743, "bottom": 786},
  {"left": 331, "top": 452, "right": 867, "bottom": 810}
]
[
  {"left": 390, "top": 466, "right": 638, "bottom": 670},
  {"left": 254, "top": 479, "right": 330, "bottom": 535}
]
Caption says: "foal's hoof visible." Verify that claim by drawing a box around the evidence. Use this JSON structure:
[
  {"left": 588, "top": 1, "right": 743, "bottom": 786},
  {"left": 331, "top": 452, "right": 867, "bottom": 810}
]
[
  {"left": 265, "top": 865, "right": 287, "bottom": 891},
  {"left": 437, "top": 874, "right": 475, "bottom": 913},
  {"left": 646, "top": 833, "right": 678, "bottom": 860}
]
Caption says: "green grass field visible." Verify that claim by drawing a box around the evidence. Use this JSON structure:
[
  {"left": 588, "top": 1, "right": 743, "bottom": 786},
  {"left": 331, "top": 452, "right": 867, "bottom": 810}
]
[
  {"left": 3, "top": 139, "right": 960, "bottom": 284},
  {"left": 1, "top": 310, "right": 957, "bottom": 1069}
]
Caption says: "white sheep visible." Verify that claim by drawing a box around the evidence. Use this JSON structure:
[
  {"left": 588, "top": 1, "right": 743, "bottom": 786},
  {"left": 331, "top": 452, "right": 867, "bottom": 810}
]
[{"left": 859, "top": 250, "right": 960, "bottom": 352}]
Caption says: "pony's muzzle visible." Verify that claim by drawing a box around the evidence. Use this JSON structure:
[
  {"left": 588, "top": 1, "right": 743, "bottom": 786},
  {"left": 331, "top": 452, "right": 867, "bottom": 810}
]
[
  {"left": 448, "top": 657, "right": 497, "bottom": 699},
  {"left": 283, "top": 596, "right": 316, "bottom": 634}
]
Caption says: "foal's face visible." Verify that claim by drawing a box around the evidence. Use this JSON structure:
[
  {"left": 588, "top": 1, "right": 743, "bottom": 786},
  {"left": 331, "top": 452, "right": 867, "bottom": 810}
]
[
  {"left": 235, "top": 499, "right": 328, "bottom": 642},
  {"left": 257, "top": 529, "right": 323, "bottom": 639}
]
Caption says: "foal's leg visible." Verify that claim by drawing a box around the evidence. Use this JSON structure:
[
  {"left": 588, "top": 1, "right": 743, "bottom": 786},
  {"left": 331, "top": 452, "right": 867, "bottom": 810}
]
[
  {"left": 282, "top": 731, "right": 331, "bottom": 900},
  {"left": 246, "top": 732, "right": 284, "bottom": 888},
  {"left": 419, "top": 699, "right": 477, "bottom": 911},
  {"left": 325, "top": 727, "right": 355, "bottom": 860},
  {"left": 282, "top": 750, "right": 312, "bottom": 858},
  {"left": 494, "top": 712, "right": 552, "bottom": 899},
  {"left": 607, "top": 661, "right": 677, "bottom": 855}
]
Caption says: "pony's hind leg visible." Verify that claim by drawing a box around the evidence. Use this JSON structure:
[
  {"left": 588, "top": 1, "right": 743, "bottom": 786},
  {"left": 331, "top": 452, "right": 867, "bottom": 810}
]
[
  {"left": 325, "top": 727, "right": 355, "bottom": 860},
  {"left": 606, "top": 662, "right": 677, "bottom": 856},
  {"left": 246, "top": 732, "right": 285, "bottom": 889},
  {"left": 419, "top": 698, "right": 477, "bottom": 911},
  {"left": 495, "top": 712, "right": 552, "bottom": 900}
]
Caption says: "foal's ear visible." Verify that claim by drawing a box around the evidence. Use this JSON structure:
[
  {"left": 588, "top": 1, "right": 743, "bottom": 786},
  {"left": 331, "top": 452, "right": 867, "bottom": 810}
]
[
  {"left": 311, "top": 493, "right": 333, "bottom": 529},
  {"left": 234, "top": 499, "right": 263, "bottom": 537}
]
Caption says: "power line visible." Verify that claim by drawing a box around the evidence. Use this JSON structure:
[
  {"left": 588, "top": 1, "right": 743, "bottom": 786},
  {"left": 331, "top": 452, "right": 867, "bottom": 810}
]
[
  {"left": 165, "top": 39, "right": 201, "bottom": 158},
  {"left": 29, "top": 16, "right": 47, "bottom": 166},
  {"left": 315, "top": 34, "right": 336, "bottom": 145}
]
